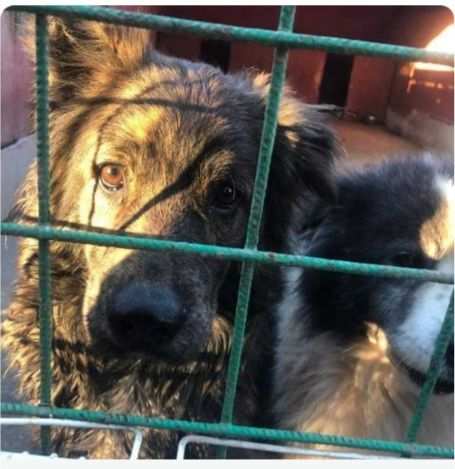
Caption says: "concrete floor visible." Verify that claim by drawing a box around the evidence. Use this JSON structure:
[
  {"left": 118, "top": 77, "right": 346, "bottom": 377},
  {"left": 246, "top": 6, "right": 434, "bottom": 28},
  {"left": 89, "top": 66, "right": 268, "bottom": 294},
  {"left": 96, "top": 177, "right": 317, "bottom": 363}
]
[
  {"left": 1, "top": 135, "right": 38, "bottom": 454},
  {"left": 332, "top": 118, "right": 421, "bottom": 169},
  {"left": 0, "top": 121, "right": 428, "bottom": 454}
]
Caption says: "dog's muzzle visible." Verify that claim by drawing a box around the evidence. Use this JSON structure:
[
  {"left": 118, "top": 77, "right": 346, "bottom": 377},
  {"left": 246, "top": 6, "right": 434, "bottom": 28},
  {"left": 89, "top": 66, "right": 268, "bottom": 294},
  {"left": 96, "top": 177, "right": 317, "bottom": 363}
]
[
  {"left": 87, "top": 251, "right": 219, "bottom": 363},
  {"left": 107, "top": 281, "right": 184, "bottom": 351}
]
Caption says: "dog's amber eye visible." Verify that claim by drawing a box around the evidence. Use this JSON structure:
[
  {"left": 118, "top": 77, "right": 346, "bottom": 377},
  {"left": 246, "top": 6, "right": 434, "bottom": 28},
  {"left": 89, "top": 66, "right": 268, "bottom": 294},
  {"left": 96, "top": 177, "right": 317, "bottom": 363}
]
[
  {"left": 212, "top": 180, "right": 237, "bottom": 211},
  {"left": 99, "top": 164, "right": 125, "bottom": 192}
]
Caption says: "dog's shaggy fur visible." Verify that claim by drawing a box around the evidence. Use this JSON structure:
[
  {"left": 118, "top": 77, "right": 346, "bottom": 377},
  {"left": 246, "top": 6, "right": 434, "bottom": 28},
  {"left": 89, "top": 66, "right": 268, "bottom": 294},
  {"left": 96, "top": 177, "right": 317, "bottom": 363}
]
[
  {"left": 273, "top": 156, "right": 454, "bottom": 456},
  {"left": 2, "top": 17, "right": 338, "bottom": 458}
]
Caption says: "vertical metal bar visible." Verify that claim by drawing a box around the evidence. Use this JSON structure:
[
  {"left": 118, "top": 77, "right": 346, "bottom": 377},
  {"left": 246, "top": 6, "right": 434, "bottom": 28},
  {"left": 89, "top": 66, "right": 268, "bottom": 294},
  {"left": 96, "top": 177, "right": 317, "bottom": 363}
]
[
  {"left": 406, "top": 291, "right": 454, "bottom": 443},
  {"left": 35, "top": 14, "right": 53, "bottom": 455},
  {"left": 217, "top": 6, "right": 296, "bottom": 457}
]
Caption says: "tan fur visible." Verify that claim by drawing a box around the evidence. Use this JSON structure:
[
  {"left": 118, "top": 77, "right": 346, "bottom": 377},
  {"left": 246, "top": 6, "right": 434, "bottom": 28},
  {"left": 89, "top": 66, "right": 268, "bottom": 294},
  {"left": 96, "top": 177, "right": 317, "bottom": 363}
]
[
  {"left": 252, "top": 72, "right": 306, "bottom": 129},
  {"left": 274, "top": 323, "right": 454, "bottom": 455},
  {"left": 419, "top": 179, "right": 454, "bottom": 260},
  {"left": 3, "top": 15, "right": 340, "bottom": 457},
  {"left": 21, "top": 15, "right": 152, "bottom": 101}
]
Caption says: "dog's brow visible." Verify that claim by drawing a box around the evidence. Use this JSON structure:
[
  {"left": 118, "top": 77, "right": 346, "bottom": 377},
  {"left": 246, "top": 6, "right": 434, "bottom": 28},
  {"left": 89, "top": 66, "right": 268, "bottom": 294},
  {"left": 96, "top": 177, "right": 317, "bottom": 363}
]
[
  {"left": 118, "top": 135, "right": 229, "bottom": 231},
  {"left": 198, "top": 135, "right": 228, "bottom": 159}
]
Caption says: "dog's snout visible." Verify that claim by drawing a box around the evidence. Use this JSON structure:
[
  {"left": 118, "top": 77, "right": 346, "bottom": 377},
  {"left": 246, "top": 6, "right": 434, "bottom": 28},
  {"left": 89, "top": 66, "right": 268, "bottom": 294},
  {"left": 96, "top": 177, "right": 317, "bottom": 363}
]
[{"left": 108, "top": 281, "right": 183, "bottom": 348}]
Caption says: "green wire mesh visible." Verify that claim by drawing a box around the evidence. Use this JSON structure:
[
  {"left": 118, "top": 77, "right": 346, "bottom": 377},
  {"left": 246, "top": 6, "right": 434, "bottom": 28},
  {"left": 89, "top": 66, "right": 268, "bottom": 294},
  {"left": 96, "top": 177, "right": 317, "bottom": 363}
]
[
  {"left": 1, "top": 402, "right": 453, "bottom": 458},
  {"left": 1, "top": 4, "right": 454, "bottom": 460},
  {"left": 9, "top": 5, "right": 454, "bottom": 65},
  {"left": 2, "top": 224, "right": 452, "bottom": 284},
  {"left": 34, "top": 14, "right": 52, "bottom": 455}
]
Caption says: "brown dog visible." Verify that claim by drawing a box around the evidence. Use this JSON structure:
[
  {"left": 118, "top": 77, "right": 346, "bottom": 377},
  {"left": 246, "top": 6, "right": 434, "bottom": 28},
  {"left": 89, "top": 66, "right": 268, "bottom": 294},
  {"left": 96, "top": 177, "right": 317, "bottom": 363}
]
[{"left": 2, "top": 16, "right": 338, "bottom": 458}]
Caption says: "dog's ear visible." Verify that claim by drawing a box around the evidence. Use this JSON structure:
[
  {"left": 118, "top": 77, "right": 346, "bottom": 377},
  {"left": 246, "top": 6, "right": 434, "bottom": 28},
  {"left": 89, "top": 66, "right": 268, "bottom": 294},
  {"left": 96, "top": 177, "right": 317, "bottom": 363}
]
[
  {"left": 251, "top": 74, "right": 339, "bottom": 251},
  {"left": 20, "top": 14, "right": 152, "bottom": 102}
]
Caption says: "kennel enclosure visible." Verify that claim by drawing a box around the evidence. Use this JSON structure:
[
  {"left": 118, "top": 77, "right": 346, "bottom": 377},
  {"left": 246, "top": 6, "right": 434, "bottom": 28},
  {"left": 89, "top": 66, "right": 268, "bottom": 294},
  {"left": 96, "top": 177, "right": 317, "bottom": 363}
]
[{"left": 1, "top": 5, "right": 454, "bottom": 460}]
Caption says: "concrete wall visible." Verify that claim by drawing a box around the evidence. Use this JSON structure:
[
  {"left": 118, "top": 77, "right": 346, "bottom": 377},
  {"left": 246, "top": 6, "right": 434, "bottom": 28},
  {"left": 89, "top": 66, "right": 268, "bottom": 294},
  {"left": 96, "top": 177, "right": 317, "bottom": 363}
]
[
  {"left": 159, "top": 5, "right": 403, "bottom": 41},
  {"left": 384, "top": 6, "right": 453, "bottom": 48},
  {"left": 346, "top": 57, "right": 396, "bottom": 122},
  {"left": 1, "top": 11, "right": 34, "bottom": 146},
  {"left": 287, "top": 50, "right": 327, "bottom": 103},
  {"left": 1, "top": 6, "right": 453, "bottom": 147},
  {"left": 156, "top": 5, "right": 403, "bottom": 105},
  {"left": 383, "top": 7, "right": 454, "bottom": 152},
  {"left": 156, "top": 32, "right": 201, "bottom": 62}
]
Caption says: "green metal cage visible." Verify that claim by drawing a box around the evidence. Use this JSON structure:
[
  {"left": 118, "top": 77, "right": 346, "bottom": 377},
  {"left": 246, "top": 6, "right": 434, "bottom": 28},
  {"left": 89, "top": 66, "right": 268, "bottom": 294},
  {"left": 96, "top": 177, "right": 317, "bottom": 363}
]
[{"left": 1, "top": 5, "right": 454, "bottom": 459}]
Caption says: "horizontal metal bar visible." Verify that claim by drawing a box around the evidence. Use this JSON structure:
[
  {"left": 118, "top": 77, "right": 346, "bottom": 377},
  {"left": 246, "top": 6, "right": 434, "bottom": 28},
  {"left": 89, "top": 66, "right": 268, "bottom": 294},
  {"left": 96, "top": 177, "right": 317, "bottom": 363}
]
[
  {"left": 176, "top": 434, "right": 396, "bottom": 459},
  {"left": 1, "top": 452, "right": 63, "bottom": 460},
  {"left": 0, "top": 418, "right": 143, "bottom": 459},
  {"left": 9, "top": 5, "right": 453, "bottom": 65},
  {"left": 1, "top": 222, "right": 453, "bottom": 283},
  {"left": 1, "top": 403, "right": 453, "bottom": 458}
]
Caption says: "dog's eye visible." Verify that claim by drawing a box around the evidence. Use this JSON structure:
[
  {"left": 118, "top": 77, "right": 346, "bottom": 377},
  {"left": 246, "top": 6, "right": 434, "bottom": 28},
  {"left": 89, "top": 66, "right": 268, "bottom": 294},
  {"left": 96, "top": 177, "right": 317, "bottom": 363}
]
[
  {"left": 99, "top": 164, "right": 125, "bottom": 192},
  {"left": 211, "top": 180, "right": 237, "bottom": 212}
]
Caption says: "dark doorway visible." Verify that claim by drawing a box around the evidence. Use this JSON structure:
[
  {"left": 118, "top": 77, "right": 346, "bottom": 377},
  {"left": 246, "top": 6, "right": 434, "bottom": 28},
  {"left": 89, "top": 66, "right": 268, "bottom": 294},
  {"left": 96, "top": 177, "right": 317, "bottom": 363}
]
[
  {"left": 319, "top": 53, "right": 354, "bottom": 106},
  {"left": 200, "top": 39, "right": 231, "bottom": 73}
]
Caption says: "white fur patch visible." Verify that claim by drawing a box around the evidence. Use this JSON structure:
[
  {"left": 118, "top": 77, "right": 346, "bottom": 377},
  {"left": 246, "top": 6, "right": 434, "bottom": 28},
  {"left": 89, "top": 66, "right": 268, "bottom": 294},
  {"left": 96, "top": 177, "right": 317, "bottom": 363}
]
[
  {"left": 275, "top": 226, "right": 305, "bottom": 344},
  {"left": 436, "top": 173, "right": 455, "bottom": 241},
  {"left": 391, "top": 253, "right": 454, "bottom": 374},
  {"left": 419, "top": 172, "right": 454, "bottom": 260},
  {"left": 395, "top": 169, "right": 454, "bottom": 373},
  {"left": 436, "top": 173, "right": 455, "bottom": 201},
  {"left": 276, "top": 265, "right": 303, "bottom": 344}
]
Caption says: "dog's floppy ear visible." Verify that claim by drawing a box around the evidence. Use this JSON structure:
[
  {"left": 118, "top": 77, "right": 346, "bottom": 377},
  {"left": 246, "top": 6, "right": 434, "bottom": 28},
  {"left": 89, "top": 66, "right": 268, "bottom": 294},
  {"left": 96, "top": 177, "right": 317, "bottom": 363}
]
[
  {"left": 20, "top": 14, "right": 152, "bottom": 102},
  {"left": 251, "top": 74, "right": 339, "bottom": 250}
]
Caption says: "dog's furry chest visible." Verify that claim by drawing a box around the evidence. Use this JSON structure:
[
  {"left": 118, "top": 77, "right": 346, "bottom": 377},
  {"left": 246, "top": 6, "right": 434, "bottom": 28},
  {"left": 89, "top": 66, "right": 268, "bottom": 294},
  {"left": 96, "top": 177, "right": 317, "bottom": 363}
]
[
  {"left": 56, "top": 359, "right": 265, "bottom": 459},
  {"left": 50, "top": 359, "right": 228, "bottom": 458},
  {"left": 274, "top": 326, "right": 454, "bottom": 449},
  {"left": 2, "top": 303, "right": 261, "bottom": 458}
]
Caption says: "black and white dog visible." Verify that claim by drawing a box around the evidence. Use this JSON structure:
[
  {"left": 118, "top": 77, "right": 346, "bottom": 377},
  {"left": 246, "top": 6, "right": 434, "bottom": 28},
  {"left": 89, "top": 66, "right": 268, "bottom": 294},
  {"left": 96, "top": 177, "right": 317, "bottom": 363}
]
[{"left": 273, "top": 156, "right": 454, "bottom": 452}]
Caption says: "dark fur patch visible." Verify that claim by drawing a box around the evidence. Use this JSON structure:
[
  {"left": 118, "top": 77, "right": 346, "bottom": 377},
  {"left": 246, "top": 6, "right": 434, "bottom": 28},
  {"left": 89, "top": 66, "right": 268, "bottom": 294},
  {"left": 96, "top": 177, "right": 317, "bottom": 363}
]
[{"left": 302, "top": 157, "right": 452, "bottom": 339}]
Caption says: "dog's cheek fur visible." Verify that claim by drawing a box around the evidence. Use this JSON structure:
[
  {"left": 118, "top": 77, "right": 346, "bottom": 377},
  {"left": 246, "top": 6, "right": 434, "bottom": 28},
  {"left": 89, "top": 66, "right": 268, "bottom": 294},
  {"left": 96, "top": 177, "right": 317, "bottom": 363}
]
[
  {"left": 267, "top": 125, "right": 336, "bottom": 245},
  {"left": 259, "top": 99, "right": 338, "bottom": 253}
]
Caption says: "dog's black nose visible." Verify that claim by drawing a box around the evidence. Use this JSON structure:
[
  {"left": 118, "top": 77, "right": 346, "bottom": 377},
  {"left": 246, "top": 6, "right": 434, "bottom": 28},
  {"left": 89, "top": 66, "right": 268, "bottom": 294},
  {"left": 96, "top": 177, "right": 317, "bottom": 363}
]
[{"left": 108, "top": 281, "right": 183, "bottom": 348}]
